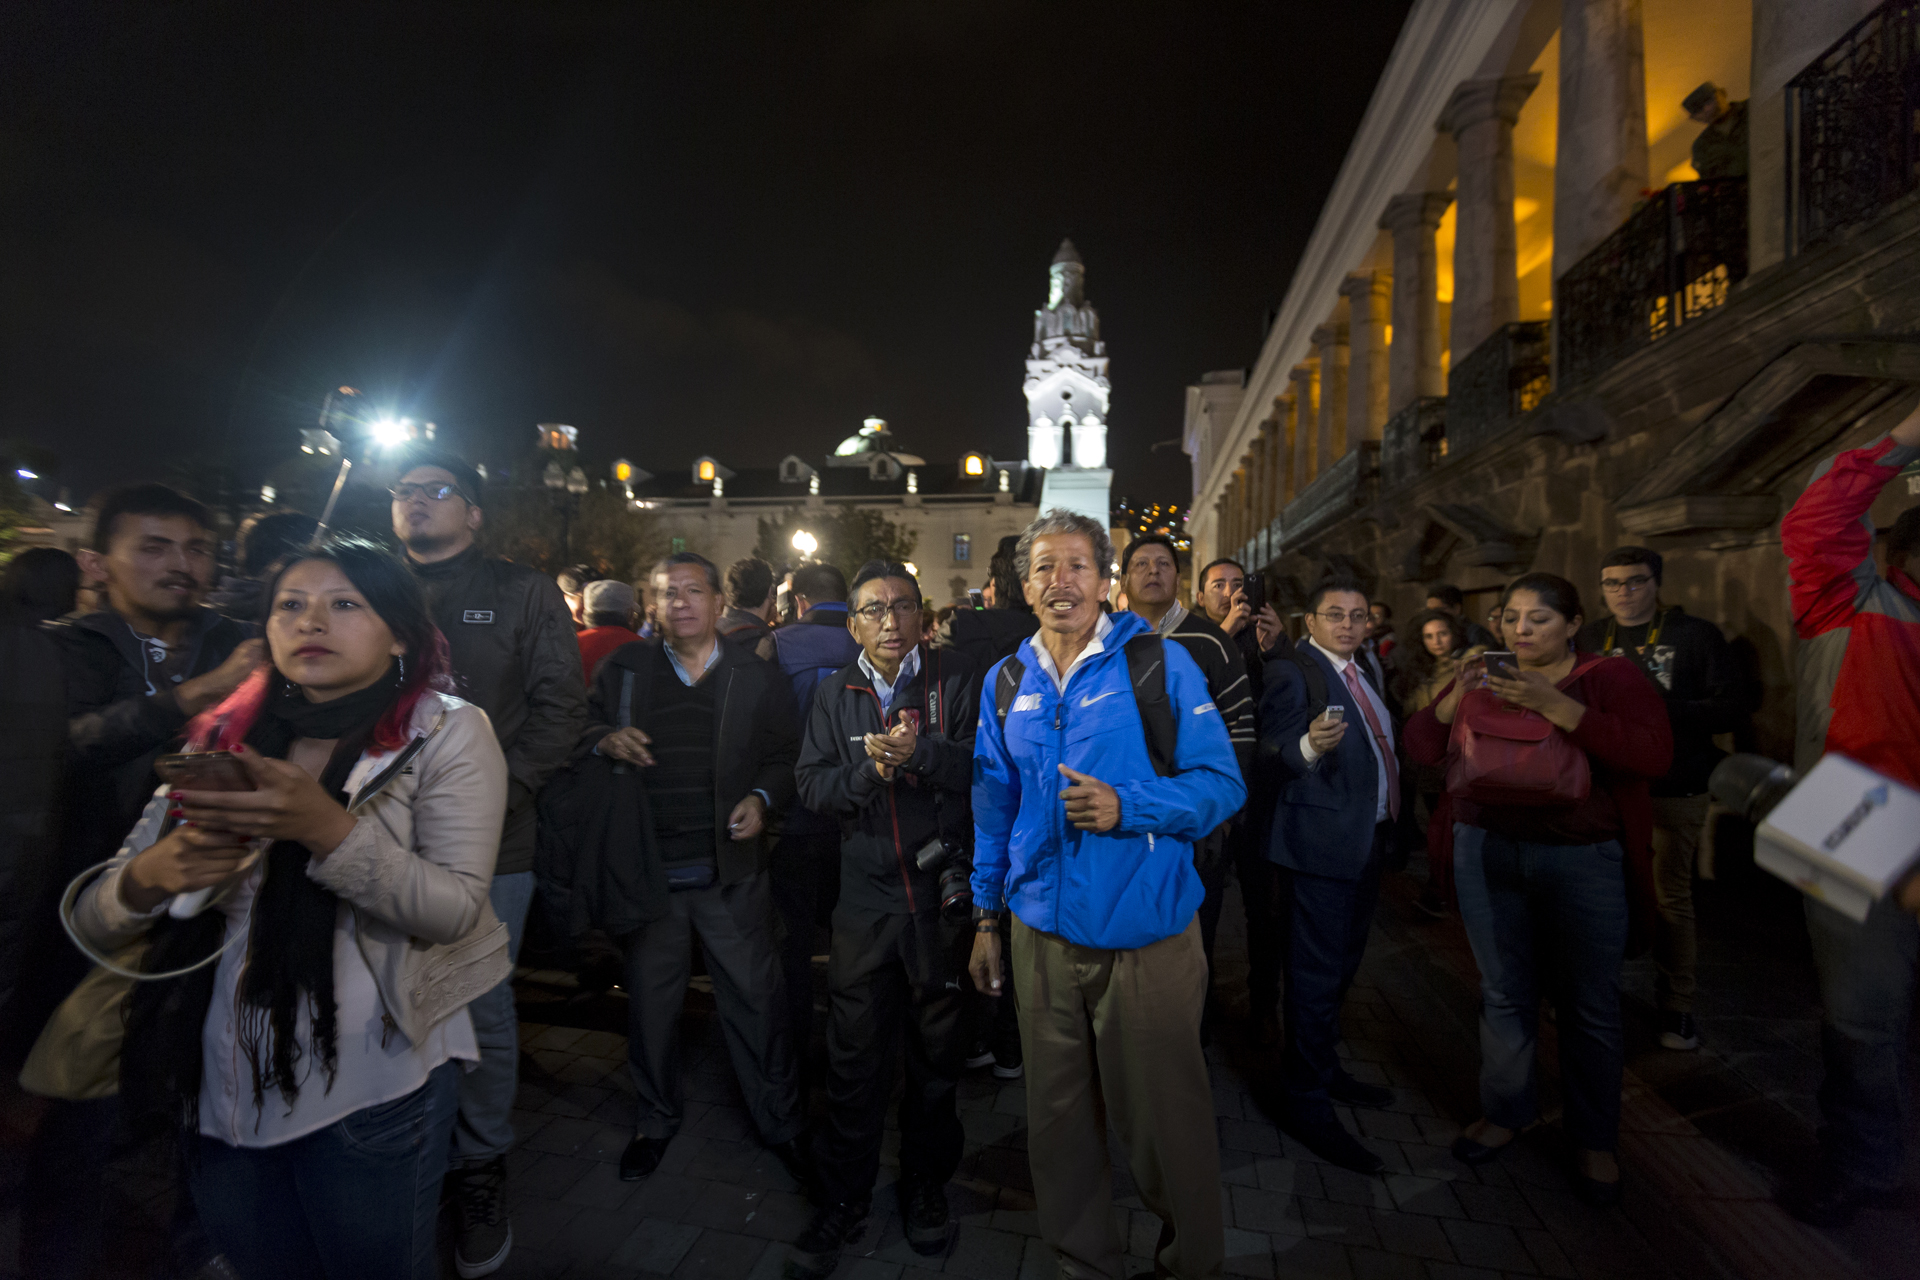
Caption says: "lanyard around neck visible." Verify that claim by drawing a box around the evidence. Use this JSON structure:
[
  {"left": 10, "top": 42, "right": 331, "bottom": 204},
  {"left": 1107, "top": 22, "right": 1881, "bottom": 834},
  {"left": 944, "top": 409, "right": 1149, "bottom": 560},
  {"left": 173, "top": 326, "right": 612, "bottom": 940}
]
[{"left": 1603, "top": 606, "right": 1666, "bottom": 654}]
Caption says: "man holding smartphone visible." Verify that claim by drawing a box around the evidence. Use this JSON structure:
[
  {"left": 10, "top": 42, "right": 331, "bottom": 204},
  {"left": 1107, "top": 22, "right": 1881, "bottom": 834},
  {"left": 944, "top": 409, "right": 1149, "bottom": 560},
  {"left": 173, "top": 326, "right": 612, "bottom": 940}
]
[{"left": 1258, "top": 576, "right": 1405, "bottom": 1174}]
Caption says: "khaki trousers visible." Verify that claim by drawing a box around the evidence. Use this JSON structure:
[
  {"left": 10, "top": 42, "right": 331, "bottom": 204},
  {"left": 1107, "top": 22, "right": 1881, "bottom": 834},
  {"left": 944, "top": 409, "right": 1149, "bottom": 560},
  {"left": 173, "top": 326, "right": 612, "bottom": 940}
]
[
  {"left": 1011, "top": 915, "right": 1224, "bottom": 1280},
  {"left": 1650, "top": 793, "right": 1711, "bottom": 1014}
]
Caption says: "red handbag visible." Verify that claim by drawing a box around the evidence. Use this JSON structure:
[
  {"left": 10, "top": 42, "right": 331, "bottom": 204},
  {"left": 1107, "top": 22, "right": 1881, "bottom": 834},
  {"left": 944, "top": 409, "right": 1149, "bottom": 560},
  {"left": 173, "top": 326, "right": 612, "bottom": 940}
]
[{"left": 1445, "top": 656, "right": 1604, "bottom": 808}]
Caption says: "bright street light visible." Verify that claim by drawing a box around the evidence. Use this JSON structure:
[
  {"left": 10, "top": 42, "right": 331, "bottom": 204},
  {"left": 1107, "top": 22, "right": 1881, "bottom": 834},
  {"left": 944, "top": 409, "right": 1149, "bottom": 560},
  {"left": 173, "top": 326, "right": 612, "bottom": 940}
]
[
  {"left": 791, "top": 530, "right": 818, "bottom": 556},
  {"left": 903, "top": 562, "right": 919, "bottom": 579},
  {"left": 369, "top": 417, "right": 412, "bottom": 449},
  {"left": 16, "top": 469, "right": 36, "bottom": 480}
]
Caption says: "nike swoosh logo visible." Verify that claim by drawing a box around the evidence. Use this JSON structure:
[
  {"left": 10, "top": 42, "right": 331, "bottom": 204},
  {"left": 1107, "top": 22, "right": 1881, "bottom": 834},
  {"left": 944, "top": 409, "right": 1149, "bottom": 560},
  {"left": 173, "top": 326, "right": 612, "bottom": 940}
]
[{"left": 1080, "top": 691, "right": 1120, "bottom": 707}]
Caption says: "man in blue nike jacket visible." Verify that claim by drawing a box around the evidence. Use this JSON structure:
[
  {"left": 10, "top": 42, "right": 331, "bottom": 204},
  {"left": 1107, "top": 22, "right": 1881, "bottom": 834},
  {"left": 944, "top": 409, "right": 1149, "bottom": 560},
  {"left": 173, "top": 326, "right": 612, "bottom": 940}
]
[{"left": 970, "top": 510, "right": 1244, "bottom": 1280}]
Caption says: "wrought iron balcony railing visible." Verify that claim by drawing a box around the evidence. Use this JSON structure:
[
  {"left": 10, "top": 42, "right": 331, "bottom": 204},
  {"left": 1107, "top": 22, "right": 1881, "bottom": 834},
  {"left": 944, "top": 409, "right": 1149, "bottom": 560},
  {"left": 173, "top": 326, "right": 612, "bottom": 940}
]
[
  {"left": 1445, "top": 321, "right": 1550, "bottom": 459},
  {"left": 1555, "top": 179, "right": 1748, "bottom": 389},
  {"left": 1788, "top": 0, "right": 1920, "bottom": 254}
]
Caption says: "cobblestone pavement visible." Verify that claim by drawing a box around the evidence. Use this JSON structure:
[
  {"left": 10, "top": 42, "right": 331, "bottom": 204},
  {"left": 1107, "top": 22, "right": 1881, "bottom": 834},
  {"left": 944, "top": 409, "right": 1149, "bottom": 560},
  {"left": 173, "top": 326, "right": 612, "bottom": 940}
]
[{"left": 3, "top": 847, "right": 1915, "bottom": 1279}]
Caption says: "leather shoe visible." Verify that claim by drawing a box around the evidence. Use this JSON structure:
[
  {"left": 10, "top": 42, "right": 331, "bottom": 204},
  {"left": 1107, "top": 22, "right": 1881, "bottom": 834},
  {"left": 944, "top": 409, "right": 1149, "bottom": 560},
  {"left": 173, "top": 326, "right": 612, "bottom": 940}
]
[
  {"left": 1283, "top": 1113, "right": 1384, "bottom": 1175},
  {"left": 1783, "top": 1173, "right": 1903, "bottom": 1228},
  {"left": 1450, "top": 1133, "right": 1512, "bottom": 1166},
  {"left": 619, "top": 1135, "right": 668, "bottom": 1182},
  {"left": 1329, "top": 1075, "right": 1394, "bottom": 1110}
]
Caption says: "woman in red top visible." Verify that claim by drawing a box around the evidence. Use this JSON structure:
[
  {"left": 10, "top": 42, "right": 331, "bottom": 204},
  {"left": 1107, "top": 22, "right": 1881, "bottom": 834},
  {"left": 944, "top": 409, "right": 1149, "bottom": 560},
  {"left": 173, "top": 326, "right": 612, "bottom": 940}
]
[{"left": 1404, "top": 573, "right": 1670, "bottom": 1206}]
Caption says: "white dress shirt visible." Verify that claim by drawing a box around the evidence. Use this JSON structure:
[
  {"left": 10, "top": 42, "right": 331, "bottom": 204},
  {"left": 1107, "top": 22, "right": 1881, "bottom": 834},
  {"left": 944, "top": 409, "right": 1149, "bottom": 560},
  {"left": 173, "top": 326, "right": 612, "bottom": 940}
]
[
  {"left": 1297, "top": 638, "right": 1395, "bottom": 823},
  {"left": 1030, "top": 611, "right": 1114, "bottom": 694}
]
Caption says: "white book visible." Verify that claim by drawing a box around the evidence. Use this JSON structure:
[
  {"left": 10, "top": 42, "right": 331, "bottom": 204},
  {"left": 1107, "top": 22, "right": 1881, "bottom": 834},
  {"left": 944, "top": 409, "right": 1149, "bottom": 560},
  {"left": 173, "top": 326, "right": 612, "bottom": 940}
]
[{"left": 1754, "top": 754, "right": 1920, "bottom": 923}]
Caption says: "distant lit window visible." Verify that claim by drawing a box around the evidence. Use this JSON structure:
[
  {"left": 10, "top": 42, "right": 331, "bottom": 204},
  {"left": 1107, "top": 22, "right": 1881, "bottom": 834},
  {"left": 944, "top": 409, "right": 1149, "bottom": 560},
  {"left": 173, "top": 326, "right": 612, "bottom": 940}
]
[
  {"left": 671, "top": 536, "right": 686, "bottom": 554},
  {"left": 953, "top": 533, "right": 971, "bottom": 562},
  {"left": 697, "top": 460, "right": 715, "bottom": 482},
  {"left": 963, "top": 454, "right": 985, "bottom": 477}
]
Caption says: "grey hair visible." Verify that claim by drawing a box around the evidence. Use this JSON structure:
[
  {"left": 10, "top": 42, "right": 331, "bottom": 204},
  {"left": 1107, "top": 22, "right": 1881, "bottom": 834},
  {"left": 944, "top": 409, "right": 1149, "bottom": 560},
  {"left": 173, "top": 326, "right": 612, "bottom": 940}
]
[{"left": 1015, "top": 509, "right": 1115, "bottom": 583}]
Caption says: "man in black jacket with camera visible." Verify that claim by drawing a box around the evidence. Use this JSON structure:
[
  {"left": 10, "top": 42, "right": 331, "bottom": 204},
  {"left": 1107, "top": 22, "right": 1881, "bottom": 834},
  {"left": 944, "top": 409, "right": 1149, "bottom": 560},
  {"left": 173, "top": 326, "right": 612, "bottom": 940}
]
[{"left": 786, "top": 562, "right": 980, "bottom": 1279}]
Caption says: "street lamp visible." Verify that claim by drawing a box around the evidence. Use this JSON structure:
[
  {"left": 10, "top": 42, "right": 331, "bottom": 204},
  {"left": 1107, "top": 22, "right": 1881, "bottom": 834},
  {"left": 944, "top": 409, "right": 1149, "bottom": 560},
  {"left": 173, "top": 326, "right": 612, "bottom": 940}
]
[
  {"left": 791, "top": 529, "right": 818, "bottom": 558},
  {"left": 903, "top": 561, "right": 919, "bottom": 579}
]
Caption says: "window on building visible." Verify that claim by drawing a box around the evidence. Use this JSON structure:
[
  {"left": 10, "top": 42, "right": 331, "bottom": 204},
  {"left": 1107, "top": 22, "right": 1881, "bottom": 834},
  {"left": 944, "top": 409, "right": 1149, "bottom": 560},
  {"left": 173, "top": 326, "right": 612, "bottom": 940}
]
[{"left": 953, "top": 533, "right": 971, "bottom": 562}]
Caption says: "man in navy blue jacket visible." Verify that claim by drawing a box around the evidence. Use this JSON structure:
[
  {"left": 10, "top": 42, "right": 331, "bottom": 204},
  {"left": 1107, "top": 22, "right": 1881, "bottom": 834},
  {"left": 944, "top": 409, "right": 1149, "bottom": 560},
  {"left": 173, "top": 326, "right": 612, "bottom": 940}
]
[
  {"left": 971, "top": 511, "right": 1244, "bottom": 1280},
  {"left": 1259, "top": 575, "right": 1405, "bottom": 1175}
]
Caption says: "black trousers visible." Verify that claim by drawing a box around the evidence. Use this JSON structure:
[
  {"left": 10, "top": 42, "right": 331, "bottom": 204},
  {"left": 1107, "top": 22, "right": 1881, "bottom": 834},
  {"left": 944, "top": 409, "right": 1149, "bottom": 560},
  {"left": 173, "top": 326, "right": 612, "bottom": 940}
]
[
  {"left": 769, "top": 828, "right": 841, "bottom": 1060},
  {"left": 1197, "top": 815, "right": 1284, "bottom": 1017},
  {"left": 814, "top": 904, "right": 967, "bottom": 1206},
  {"left": 1278, "top": 823, "right": 1390, "bottom": 1124}
]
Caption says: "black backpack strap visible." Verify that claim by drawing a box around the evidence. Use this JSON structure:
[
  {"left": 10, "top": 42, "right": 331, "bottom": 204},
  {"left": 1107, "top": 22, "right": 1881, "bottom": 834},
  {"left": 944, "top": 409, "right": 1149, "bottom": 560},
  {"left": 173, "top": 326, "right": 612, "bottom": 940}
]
[
  {"left": 993, "top": 654, "right": 1027, "bottom": 734},
  {"left": 1285, "top": 646, "right": 1331, "bottom": 716},
  {"left": 1123, "top": 634, "right": 1179, "bottom": 779}
]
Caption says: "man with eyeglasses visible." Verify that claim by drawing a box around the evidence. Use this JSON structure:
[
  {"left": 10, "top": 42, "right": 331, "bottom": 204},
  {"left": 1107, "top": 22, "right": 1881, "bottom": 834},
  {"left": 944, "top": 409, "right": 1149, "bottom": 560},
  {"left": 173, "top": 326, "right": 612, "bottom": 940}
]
[
  {"left": 1577, "top": 546, "right": 1747, "bottom": 1054},
  {"left": 391, "top": 449, "right": 586, "bottom": 1278},
  {"left": 785, "top": 562, "right": 979, "bottom": 1276},
  {"left": 1259, "top": 576, "right": 1406, "bottom": 1174}
]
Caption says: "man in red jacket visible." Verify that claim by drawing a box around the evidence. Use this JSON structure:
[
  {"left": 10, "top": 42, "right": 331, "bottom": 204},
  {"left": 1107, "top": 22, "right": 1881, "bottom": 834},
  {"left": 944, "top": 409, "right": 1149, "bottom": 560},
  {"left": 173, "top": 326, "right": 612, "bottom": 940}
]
[{"left": 1779, "top": 405, "right": 1920, "bottom": 1227}]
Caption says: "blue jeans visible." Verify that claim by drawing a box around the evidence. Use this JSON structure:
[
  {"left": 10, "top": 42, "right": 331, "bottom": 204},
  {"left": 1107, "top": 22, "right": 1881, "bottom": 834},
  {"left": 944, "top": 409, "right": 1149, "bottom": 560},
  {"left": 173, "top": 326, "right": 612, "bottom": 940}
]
[
  {"left": 1452, "top": 825, "right": 1629, "bottom": 1151},
  {"left": 452, "top": 870, "right": 535, "bottom": 1164},
  {"left": 189, "top": 1060, "right": 460, "bottom": 1280},
  {"left": 1805, "top": 893, "right": 1918, "bottom": 1190}
]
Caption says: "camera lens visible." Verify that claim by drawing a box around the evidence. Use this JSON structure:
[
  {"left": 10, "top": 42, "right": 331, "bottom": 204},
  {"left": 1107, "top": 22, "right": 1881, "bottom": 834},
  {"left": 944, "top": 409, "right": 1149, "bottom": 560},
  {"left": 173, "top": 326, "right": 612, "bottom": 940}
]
[{"left": 938, "top": 862, "right": 973, "bottom": 921}]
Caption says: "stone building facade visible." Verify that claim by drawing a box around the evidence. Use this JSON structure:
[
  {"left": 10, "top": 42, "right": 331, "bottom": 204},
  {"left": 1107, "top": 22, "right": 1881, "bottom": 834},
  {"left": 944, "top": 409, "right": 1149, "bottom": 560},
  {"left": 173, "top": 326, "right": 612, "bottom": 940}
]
[{"left": 1183, "top": 0, "right": 1918, "bottom": 759}]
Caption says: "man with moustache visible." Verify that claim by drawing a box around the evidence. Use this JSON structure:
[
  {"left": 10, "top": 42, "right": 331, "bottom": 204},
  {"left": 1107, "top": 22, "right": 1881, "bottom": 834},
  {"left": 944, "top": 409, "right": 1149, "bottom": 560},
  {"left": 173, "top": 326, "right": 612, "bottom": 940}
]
[
  {"left": 26, "top": 483, "right": 259, "bottom": 1280},
  {"left": 391, "top": 449, "right": 586, "bottom": 1279},
  {"left": 972, "top": 510, "right": 1244, "bottom": 1280}
]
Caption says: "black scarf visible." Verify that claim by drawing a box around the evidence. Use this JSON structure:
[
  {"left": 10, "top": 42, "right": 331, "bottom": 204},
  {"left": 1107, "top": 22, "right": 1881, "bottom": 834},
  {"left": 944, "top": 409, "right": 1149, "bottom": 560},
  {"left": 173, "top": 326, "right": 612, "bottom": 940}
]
[{"left": 124, "top": 663, "right": 402, "bottom": 1135}]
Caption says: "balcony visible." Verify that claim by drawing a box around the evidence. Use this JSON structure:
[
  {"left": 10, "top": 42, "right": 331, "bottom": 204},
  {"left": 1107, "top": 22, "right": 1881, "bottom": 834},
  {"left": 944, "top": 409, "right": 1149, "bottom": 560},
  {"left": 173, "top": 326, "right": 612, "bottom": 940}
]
[
  {"left": 1444, "top": 321, "right": 1551, "bottom": 458},
  {"left": 1380, "top": 396, "right": 1447, "bottom": 491},
  {"left": 1556, "top": 179, "right": 1749, "bottom": 389},
  {"left": 1789, "top": 0, "right": 1920, "bottom": 254},
  {"left": 1275, "top": 440, "right": 1379, "bottom": 553}
]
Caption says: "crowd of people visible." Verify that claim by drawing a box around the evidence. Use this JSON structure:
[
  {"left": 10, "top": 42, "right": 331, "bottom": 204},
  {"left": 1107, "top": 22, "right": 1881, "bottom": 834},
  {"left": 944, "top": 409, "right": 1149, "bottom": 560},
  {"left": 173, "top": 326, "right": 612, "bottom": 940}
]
[{"left": 0, "top": 411, "right": 1916, "bottom": 1280}]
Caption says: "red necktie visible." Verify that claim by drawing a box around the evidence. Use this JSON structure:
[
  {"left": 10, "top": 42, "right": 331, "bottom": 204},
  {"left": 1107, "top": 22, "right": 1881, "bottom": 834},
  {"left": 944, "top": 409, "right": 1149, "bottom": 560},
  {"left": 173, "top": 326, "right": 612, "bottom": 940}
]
[{"left": 1341, "top": 662, "right": 1400, "bottom": 820}]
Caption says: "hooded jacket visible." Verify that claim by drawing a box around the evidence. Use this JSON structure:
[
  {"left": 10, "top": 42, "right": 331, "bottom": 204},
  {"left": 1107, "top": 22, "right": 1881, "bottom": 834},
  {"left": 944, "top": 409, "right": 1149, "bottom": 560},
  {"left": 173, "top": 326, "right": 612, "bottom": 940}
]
[
  {"left": 796, "top": 643, "right": 978, "bottom": 915},
  {"left": 1576, "top": 604, "right": 1749, "bottom": 796},
  {"left": 1782, "top": 431, "right": 1920, "bottom": 790},
  {"left": 409, "top": 543, "right": 587, "bottom": 875},
  {"left": 971, "top": 609, "right": 1245, "bottom": 950}
]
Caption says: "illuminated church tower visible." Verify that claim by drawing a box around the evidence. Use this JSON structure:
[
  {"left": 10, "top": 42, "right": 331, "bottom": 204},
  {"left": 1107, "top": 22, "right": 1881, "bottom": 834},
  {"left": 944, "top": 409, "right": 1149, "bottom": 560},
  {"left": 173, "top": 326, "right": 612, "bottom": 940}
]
[{"left": 1026, "top": 239, "right": 1114, "bottom": 530}]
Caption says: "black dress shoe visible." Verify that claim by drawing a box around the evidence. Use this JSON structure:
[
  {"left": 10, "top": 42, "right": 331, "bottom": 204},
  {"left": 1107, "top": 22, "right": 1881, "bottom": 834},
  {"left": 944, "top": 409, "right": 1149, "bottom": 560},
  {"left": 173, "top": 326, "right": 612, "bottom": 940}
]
[
  {"left": 619, "top": 1135, "right": 668, "bottom": 1181},
  {"left": 1329, "top": 1075, "right": 1395, "bottom": 1109},
  {"left": 784, "top": 1199, "right": 870, "bottom": 1280},
  {"left": 1450, "top": 1133, "right": 1512, "bottom": 1166},
  {"left": 1783, "top": 1173, "right": 1904, "bottom": 1228},
  {"left": 1284, "top": 1114, "right": 1385, "bottom": 1174}
]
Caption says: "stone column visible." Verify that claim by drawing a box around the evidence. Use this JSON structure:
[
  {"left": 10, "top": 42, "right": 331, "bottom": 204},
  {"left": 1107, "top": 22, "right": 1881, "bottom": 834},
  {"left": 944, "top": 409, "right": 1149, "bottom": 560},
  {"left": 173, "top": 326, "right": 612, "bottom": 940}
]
[
  {"left": 1379, "top": 193, "right": 1452, "bottom": 413},
  {"left": 1440, "top": 75, "right": 1538, "bottom": 364},
  {"left": 1279, "top": 391, "right": 1299, "bottom": 505},
  {"left": 1313, "top": 320, "right": 1350, "bottom": 471},
  {"left": 1552, "top": 0, "right": 1649, "bottom": 281},
  {"left": 1289, "top": 364, "right": 1318, "bottom": 488},
  {"left": 1340, "top": 271, "right": 1393, "bottom": 443},
  {"left": 1262, "top": 417, "right": 1283, "bottom": 524},
  {"left": 1258, "top": 418, "right": 1282, "bottom": 557},
  {"left": 1246, "top": 437, "right": 1266, "bottom": 558}
]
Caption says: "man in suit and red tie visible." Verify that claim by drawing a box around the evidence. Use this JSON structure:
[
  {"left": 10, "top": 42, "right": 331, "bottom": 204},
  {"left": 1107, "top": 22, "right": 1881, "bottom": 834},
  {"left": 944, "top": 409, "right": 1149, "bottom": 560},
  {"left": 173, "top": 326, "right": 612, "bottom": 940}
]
[{"left": 1258, "top": 575, "right": 1406, "bottom": 1174}]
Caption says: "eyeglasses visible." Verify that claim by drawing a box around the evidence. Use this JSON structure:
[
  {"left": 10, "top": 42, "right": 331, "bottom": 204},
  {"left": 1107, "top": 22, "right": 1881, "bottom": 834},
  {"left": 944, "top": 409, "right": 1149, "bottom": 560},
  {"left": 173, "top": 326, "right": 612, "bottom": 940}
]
[
  {"left": 852, "top": 599, "right": 921, "bottom": 623},
  {"left": 1314, "top": 609, "right": 1369, "bottom": 625},
  {"left": 1599, "top": 574, "right": 1655, "bottom": 594},
  {"left": 390, "top": 482, "right": 465, "bottom": 503}
]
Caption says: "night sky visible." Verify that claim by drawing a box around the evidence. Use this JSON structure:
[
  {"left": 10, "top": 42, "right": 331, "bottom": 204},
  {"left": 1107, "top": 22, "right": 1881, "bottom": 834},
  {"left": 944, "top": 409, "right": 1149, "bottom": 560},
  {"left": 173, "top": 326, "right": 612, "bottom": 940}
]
[{"left": 4, "top": 1, "right": 1413, "bottom": 513}]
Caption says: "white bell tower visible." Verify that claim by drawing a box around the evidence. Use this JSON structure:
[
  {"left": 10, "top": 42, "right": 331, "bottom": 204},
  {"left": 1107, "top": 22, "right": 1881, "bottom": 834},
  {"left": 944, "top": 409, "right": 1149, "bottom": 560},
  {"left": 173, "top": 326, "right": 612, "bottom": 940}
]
[{"left": 1025, "top": 239, "right": 1113, "bottom": 529}]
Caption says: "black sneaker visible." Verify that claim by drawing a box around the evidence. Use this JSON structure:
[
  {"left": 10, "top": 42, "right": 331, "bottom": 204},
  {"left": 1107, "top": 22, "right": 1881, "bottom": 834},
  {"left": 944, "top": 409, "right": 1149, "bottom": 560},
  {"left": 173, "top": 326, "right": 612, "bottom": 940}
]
[
  {"left": 1658, "top": 1011, "right": 1701, "bottom": 1051},
  {"left": 452, "top": 1158, "right": 513, "bottom": 1279},
  {"left": 964, "top": 1038, "right": 995, "bottom": 1070},
  {"left": 783, "top": 1199, "right": 870, "bottom": 1280},
  {"left": 992, "top": 1037, "right": 1023, "bottom": 1081},
  {"left": 900, "top": 1179, "right": 951, "bottom": 1256}
]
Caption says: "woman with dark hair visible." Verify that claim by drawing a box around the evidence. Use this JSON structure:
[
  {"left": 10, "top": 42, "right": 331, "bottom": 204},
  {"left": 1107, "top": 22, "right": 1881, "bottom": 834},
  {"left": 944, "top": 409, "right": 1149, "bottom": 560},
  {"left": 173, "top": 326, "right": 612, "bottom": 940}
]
[
  {"left": 66, "top": 535, "right": 510, "bottom": 1278},
  {"left": 1390, "top": 607, "right": 1487, "bottom": 712},
  {"left": 1, "top": 546, "right": 82, "bottom": 624},
  {"left": 1404, "top": 572, "right": 1670, "bottom": 1205}
]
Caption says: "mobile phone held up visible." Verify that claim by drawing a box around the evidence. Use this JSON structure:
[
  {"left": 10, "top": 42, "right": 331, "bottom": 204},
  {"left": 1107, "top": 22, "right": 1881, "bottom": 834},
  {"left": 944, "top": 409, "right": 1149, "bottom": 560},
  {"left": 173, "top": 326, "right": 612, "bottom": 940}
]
[
  {"left": 1481, "top": 651, "right": 1518, "bottom": 682},
  {"left": 1322, "top": 704, "right": 1346, "bottom": 724},
  {"left": 1241, "top": 572, "right": 1265, "bottom": 612},
  {"left": 154, "top": 751, "right": 257, "bottom": 793}
]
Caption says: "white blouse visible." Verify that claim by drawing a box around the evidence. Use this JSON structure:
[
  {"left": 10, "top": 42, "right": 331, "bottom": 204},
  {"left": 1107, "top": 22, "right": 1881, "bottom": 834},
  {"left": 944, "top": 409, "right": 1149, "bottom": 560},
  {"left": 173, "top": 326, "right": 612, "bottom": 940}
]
[{"left": 196, "top": 860, "right": 477, "bottom": 1147}]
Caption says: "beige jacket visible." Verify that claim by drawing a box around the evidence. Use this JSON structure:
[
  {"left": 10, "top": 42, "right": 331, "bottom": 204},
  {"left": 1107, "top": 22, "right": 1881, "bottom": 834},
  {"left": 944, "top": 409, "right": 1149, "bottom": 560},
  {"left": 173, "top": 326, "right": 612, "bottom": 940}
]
[{"left": 75, "top": 691, "right": 511, "bottom": 1048}]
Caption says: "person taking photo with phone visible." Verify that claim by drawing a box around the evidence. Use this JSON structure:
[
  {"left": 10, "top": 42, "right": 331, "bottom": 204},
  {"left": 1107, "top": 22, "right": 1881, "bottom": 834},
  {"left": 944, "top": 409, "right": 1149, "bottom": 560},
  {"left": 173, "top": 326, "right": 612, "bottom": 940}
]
[
  {"left": 67, "top": 535, "right": 512, "bottom": 1279},
  {"left": 1404, "top": 574, "right": 1670, "bottom": 1206}
]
